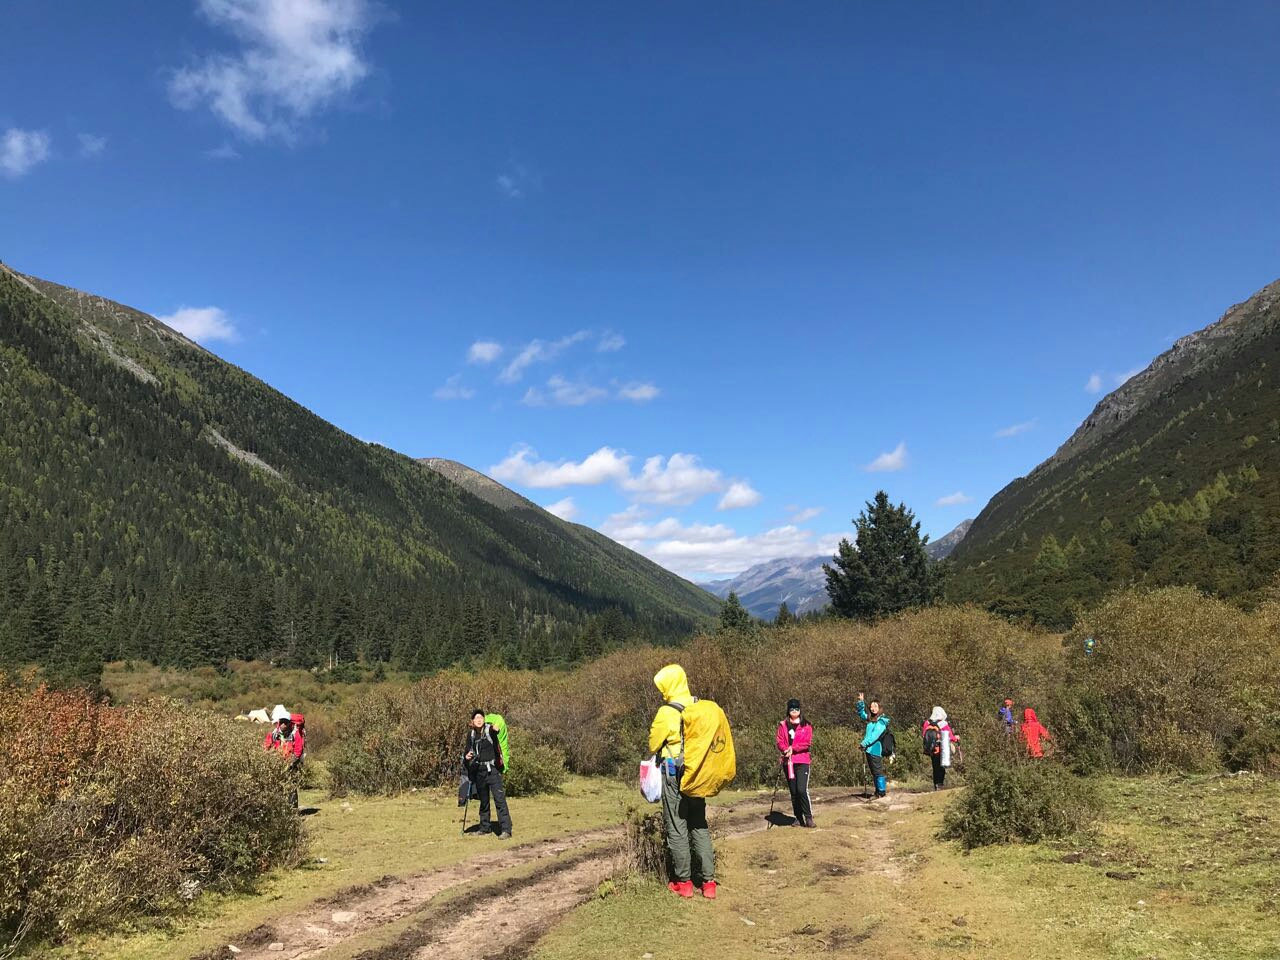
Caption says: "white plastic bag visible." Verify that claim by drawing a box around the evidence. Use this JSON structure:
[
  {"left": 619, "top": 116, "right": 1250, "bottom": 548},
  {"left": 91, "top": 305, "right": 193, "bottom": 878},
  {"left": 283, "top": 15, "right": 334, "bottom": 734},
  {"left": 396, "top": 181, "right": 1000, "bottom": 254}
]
[{"left": 639, "top": 756, "right": 662, "bottom": 803}]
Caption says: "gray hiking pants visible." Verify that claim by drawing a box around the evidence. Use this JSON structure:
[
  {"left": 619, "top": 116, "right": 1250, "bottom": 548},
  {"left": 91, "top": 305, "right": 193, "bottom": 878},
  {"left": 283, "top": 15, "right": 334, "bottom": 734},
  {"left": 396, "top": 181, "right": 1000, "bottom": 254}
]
[{"left": 661, "top": 767, "right": 714, "bottom": 883}]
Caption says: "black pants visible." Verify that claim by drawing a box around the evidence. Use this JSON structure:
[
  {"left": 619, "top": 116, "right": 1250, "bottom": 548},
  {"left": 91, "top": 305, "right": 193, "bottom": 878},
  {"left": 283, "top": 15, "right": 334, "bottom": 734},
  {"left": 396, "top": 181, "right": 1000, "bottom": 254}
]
[
  {"left": 787, "top": 762, "right": 812, "bottom": 823},
  {"left": 931, "top": 755, "right": 945, "bottom": 789},
  {"left": 867, "top": 752, "right": 886, "bottom": 796},
  {"left": 476, "top": 767, "right": 512, "bottom": 834}
]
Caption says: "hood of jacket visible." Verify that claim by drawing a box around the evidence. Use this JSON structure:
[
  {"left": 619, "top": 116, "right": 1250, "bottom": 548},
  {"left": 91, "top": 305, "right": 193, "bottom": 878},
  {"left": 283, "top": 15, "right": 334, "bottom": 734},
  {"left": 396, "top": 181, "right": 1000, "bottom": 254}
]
[
  {"left": 654, "top": 664, "right": 692, "bottom": 704},
  {"left": 1023, "top": 707, "right": 1039, "bottom": 724},
  {"left": 929, "top": 706, "right": 947, "bottom": 723}
]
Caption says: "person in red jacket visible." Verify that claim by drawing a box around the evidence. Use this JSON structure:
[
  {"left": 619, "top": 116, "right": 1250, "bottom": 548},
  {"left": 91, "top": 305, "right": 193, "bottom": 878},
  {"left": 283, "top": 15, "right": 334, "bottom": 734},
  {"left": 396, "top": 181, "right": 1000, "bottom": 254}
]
[
  {"left": 776, "top": 698, "right": 814, "bottom": 828},
  {"left": 1021, "top": 707, "right": 1052, "bottom": 759},
  {"left": 264, "top": 706, "right": 306, "bottom": 808}
]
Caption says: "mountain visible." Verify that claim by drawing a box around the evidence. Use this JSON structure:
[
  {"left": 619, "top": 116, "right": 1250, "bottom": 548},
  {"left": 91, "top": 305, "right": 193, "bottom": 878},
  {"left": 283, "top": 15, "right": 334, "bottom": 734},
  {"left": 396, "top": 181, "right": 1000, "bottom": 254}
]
[
  {"left": 701, "top": 556, "right": 830, "bottom": 620},
  {"left": 949, "top": 277, "right": 1280, "bottom": 624},
  {"left": 924, "top": 519, "right": 973, "bottom": 560},
  {"left": 0, "top": 262, "right": 719, "bottom": 678}
]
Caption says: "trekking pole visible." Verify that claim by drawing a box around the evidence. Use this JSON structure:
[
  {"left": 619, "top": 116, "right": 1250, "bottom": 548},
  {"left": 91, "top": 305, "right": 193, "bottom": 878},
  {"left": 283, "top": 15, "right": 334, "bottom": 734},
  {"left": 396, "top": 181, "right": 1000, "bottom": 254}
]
[
  {"left": 460, "top": 793, "right": 471, "bottom": 835},
  {"left": 766, "top": 760, "right": 783, "bottom": 829}
]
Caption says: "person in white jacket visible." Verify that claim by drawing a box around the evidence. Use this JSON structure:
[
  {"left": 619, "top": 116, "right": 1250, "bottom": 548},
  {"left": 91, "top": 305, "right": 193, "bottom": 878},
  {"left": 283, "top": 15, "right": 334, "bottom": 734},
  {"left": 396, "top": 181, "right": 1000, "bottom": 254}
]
[{"left": 921, "top": 706, "right": 959, "bottom": 790}]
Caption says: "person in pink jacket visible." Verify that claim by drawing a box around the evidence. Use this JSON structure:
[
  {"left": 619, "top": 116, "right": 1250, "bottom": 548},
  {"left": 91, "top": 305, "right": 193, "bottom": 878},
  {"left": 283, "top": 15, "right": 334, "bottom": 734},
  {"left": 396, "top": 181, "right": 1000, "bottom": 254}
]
[{"left": 776, "top": 698, "right": 814, "bottom": 827}]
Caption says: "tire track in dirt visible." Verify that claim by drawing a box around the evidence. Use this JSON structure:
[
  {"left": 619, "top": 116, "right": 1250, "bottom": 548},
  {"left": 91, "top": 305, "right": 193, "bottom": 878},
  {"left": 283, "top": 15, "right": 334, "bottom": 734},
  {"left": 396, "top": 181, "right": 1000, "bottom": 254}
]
[
  {"left": 350, "top": 791, "right": 878, "bottom": 960},
  {"left": 194, "top": 791, "right": 867, "bottom": 960}
]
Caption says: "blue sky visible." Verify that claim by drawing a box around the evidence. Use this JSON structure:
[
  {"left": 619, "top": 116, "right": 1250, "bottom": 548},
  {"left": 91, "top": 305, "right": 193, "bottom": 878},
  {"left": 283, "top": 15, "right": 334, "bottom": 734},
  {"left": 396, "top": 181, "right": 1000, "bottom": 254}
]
[{"left": 4, "top": 2, "right": 1279, "bottom": 579}]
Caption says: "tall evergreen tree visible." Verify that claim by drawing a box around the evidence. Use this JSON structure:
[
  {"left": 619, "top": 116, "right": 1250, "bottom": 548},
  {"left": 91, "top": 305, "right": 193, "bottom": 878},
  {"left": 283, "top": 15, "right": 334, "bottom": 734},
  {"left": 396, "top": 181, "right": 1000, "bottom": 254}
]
[
  {"left": 824, "top": 491, "right": 940, "bottom": 620},
  {"left": 774, "top": 601, "right": 794, "bottom": 625},
  {"left": 718, "top": 591, "right": 754, "bottom": 633}
]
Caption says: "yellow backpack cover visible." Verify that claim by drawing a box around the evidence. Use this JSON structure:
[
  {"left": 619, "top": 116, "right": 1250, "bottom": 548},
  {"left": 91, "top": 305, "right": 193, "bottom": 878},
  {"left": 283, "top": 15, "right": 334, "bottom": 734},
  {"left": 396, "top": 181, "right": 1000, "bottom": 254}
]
[{"left": 667, "top": 698, "right": 736, "bottom": 798}]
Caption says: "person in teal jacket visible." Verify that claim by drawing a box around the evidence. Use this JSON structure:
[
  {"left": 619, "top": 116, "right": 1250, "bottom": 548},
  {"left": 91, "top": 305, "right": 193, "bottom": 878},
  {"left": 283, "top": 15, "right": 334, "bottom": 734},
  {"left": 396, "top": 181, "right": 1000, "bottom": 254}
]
[{"left": 856, "top": 692, "right": 891, "bottom": 799}]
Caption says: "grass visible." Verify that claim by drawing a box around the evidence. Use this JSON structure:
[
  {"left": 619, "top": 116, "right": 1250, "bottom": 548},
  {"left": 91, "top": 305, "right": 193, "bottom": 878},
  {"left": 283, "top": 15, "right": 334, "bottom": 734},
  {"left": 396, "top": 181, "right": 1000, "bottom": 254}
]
[
  {"left": 534, "top": 774, "right": 1280, "bottom": 960},
  {"left": 48, "top": 776, "right": 631, "bottom": 960}
]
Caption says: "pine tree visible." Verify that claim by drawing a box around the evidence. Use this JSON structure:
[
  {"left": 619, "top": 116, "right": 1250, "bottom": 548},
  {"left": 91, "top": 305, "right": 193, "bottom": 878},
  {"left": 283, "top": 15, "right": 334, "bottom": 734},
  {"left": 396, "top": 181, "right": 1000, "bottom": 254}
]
[
  {"left": 824, "top": 491, "right": 940, "bottom": 620},
  {"left": 774, "top": 601, "right": 794, "bottom": 625},
  {"left": 718, "top": 591, "right": 754, "bottom": 633}
]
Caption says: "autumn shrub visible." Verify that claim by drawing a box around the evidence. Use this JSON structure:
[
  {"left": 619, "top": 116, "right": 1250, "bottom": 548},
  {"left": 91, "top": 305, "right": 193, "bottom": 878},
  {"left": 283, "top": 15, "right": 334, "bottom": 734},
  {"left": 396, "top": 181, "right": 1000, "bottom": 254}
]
[
  {"left": 1060, "top": 588, "right": 1280, "bottom": 773},
  {"left": 327, "top": 669, "right": 544, "bottom": 796},
  {"left": 940, "top": 755, "right": 1101, "bottom": 850},
  {"left": 0, "top": 680, "right": 303, "bottom": 956},
  {"left": 502, "top": 732, "right": 568, "bottom": 797}
]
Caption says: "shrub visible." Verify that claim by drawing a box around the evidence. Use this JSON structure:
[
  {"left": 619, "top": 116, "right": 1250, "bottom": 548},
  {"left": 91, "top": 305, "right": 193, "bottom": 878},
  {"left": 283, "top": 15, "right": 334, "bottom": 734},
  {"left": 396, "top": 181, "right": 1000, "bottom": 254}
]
[
  {"left": 1061, "top": 588, "right": 1279, "bottom": 773},
  {"left": 502, "top": 734, "right": 567, "bottom": 797},
  {"left": 940, "top": 756, "right": 1101, "bottom": 850},
  {"left": 0, "top": 680, "right": 303, "bottom": 955}
]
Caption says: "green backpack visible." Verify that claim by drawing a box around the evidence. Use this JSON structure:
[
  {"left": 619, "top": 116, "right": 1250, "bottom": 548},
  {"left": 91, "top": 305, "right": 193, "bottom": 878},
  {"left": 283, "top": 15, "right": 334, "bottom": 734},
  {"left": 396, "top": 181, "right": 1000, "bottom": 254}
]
[{"left": 484, "top": 713, "right": 511, "bottom": 771}]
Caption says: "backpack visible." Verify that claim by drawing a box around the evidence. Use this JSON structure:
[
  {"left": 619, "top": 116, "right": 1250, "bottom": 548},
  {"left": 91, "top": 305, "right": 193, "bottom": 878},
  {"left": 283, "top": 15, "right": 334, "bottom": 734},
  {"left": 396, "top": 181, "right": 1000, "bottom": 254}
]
[
  {"left": 664, "top": 698, "right": 736, "bottom": 798},
  {"left": 923, "top": 723, "right": 941, "bottom": 757},
  {"left": 879, "top": 728, "right": 896, "bottom": 759},
  {"left": 484, "top": 713, "right": 511, "bottom": 772}
]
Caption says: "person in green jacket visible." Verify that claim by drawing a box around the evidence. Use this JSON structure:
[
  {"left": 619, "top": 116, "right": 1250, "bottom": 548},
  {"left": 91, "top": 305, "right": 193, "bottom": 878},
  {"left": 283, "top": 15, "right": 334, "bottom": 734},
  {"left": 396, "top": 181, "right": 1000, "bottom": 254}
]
[{"left": 856, "top": 692, "right": 890, "bottom": 799}]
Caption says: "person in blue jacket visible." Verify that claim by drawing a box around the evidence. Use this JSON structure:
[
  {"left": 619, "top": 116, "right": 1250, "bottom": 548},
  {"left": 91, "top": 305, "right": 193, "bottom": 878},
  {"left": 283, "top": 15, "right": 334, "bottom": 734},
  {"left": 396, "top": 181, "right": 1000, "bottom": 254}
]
[{"left": 856, "top": 692, "right": 891, "bottom": 799}]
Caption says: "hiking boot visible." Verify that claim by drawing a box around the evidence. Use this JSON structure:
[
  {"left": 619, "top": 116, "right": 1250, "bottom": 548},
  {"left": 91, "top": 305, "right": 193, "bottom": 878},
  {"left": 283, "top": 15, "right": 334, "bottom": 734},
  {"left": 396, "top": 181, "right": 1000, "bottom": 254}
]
[
  {"left": 667, "top": 880, "right": 694, "bottom": 898},
  {"left": 701, "top": 881, "right": 717, "bottom": 899},
  {"left": 804, "top": 817, "right": 815, "bottom": 828},
  {"left": 497, "top": 831, "right": 512, "bottom": 840}
]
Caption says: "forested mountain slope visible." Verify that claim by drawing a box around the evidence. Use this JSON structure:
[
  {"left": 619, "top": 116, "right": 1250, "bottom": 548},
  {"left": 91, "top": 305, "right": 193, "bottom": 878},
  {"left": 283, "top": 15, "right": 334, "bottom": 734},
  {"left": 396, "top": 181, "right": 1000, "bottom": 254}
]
[
  {"left": 949, "top": 277, "right": 1280, "bottom": 624},
  {"left": 0, "top": 263, "right": 718, "bottom": 680}
]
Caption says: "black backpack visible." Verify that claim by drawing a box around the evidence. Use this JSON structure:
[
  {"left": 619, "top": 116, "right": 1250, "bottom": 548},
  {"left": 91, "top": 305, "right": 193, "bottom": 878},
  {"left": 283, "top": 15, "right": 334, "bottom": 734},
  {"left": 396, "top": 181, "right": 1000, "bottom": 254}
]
[
  {"left": 879, "top": 729, "right": 896, "bottom": 758},
  {"left": 923, "top": 723, "right": 941, "bottom": 757}
]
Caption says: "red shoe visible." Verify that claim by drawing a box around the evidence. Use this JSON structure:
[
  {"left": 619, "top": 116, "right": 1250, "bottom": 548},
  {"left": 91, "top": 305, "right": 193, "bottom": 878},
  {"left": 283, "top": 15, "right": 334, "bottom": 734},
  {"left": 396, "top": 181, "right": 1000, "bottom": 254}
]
[
  {"left": 701, "top": 881, "right": 717, "bottom": 899},
  {"left": 667, "top": 880, "right": 694, "bottom": 898}
]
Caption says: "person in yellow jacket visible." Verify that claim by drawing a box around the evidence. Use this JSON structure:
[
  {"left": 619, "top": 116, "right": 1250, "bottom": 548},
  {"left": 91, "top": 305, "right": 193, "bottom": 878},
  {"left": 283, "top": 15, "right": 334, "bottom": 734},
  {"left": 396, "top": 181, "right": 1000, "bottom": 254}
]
[{"left": 648, "top": 663, "right": 716, "bottom": 899}]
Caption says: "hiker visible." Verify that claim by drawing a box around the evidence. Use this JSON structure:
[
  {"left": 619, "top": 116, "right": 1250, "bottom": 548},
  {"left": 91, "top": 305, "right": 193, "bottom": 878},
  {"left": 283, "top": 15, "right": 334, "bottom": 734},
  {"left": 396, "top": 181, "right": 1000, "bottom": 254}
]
[
  {"left": 999, "top": 698, "right": 1016, "bottom": 735},
  {"left": 649, "top": 664, "right": 717, "bottom": 899},
  {"left": 856, "top": 692, "right": 891, "bottom": 799},
  {"left": 921, "top": 706, "right": 958, "bottom": 790},
  {"left": 263, "top": 705, "right": 306, "bottom": 763},
  {"left": 1021, "top": 707, "right": 1052, "bottom": 758},
  {"left": 464, "top": 709, "right": 512, "bottom": 838},
  {"left": 263, "top": 705, "right": 305, "bottom": 808},
  {"left": 776, "top": 698, "right": 814, "bottom": 827}
]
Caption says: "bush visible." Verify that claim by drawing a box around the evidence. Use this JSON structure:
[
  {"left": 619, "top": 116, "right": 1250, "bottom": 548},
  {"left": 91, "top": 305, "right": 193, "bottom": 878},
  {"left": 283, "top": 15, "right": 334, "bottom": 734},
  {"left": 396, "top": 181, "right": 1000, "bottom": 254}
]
[
  {"left": 0, "top": 680, "right": 303, "bottom": 955},
  {"left": 940, "top": 756, "right": 1101, "bottom": 850},
  {"left": 502, "top": 733, "right": 567, "bottom": 797},
  {"left": 1061, "top": 588, "right": 1280, "bottom": 773}
]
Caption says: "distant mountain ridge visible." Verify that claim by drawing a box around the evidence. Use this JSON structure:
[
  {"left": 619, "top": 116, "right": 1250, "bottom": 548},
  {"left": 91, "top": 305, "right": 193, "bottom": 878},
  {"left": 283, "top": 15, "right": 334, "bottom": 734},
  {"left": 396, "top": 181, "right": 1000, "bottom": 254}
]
[
  {"left": 0, "top": 262, "right": 719, "bottom": 675},
  {"left": 925, "top": 519, "right": 972, "bottom": 560},
  {"left": 950, "top": 275, "right": 1280, "bottom": 622},
  {"left": 700, "top": 517, "right": 973, "bottom": 620},
  {"left": 701, "top": 556, "right": 831, "bottom": 620}
]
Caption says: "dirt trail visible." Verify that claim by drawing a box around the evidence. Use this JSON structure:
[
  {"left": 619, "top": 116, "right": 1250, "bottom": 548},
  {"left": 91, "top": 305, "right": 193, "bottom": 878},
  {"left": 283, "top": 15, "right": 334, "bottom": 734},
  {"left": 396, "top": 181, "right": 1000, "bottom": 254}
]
[{"left": 197, "top": 790, "right": 874, "bottom": 960}]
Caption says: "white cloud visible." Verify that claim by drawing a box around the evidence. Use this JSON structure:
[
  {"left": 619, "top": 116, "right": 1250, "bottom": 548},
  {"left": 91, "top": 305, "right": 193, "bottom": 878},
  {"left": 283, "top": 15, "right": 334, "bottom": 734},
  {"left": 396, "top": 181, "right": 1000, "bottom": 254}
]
[
  {"left": 717, "top": 481, "right": 762, "bottom": 511},
  {"left": 618, "top": 381, "right": 659, "bottom": 402},
  {"left": 169, "top": 0, "right": 378, "bottom": 141},
  {"left": 206, "top": 142, "right": 241, "bottom": 160},
  {"left": 1, "top": 129, "right": 51, "bottom": 178},
  {"left": 523, "top": 375, "right": 608, "bottom": 407},
  {"left": 789, "top": 506, "right": 823, "bottom": 523},
  {"left": 866, "top": 441, "right": 908, "bottom": 473},
  {"left": 495, "top": 162, "right": 539, "bottom": 199},
  {"left": 543, "top": 497, "right": 578, "bottom": 521},
  {"left": 499, "top": 331, "right": 590, "bottom": 383},
  {"left": 78, "top": 133, "right": 107, "bottom": 158},
  {"left": 1085, "top": 373, "right": 1104, "bottom": 394},
  {"left": 995, "top": 419, "right": 1037, "bottom": 438},
  {"left": 433, "top": 374, "right": 475, "bottom": 401},
  {"left": 936, "top": 491, "right": 973, "bottom": 507},
  {"left": 489, "top": 445, "right": 632, "bottom": 489},
  {"left": 467, "top": 340, "right": 503, "bottom": 364},
  {"left": 624, "top": 453, "right": 725, "bottom": 506},
  {"left": 601, "top": 510, "right": 844, "bottom": 578},
  {"left": 598, "top": 331, "right": 626, "bottom": 352},
  {"left": 156, "top": 305, "right": 239, "bottom": 343}
]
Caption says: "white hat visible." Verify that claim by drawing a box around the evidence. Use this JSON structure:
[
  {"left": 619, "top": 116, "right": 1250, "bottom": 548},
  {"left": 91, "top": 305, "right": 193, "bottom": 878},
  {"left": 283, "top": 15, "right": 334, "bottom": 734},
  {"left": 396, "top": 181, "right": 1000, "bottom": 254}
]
[
  {"left": 271, "top": 704, "right": 290, "bottom": 723},
  {"left": 929, "top": 706, "right": 947, "bottom": 723}
]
